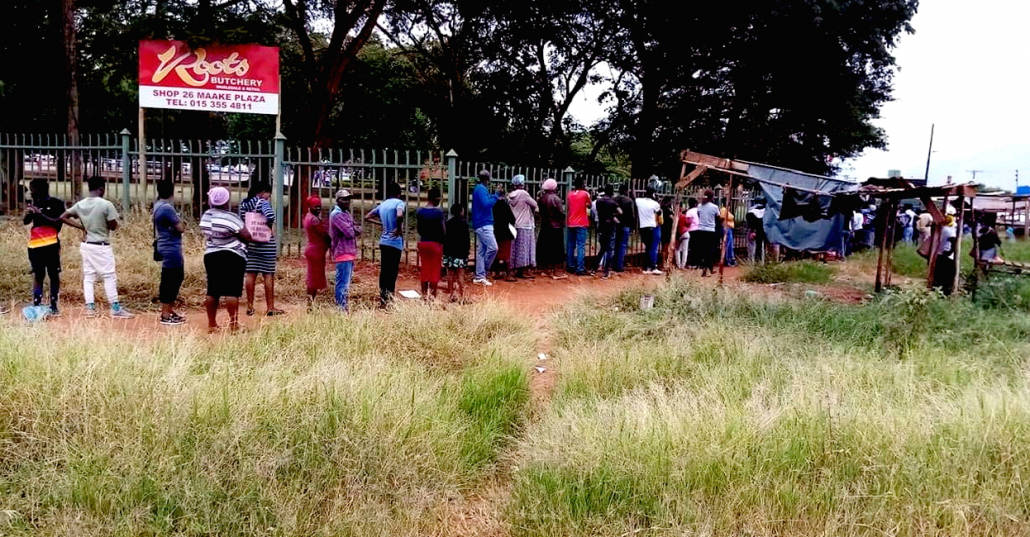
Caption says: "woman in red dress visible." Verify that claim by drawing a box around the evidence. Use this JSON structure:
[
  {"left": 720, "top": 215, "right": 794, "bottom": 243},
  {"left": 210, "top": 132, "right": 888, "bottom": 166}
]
[{"left": 302, "top": 195, "right": 331, "bottom": 308}]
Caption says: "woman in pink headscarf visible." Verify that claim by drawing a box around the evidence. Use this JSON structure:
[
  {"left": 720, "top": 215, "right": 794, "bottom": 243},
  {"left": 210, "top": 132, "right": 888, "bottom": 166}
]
[
  {"left": 199, "top": 187, "right": 253, "bottom": 333},
  {"left": 536, "top": 178, "right": 567, "bottom": 280}
]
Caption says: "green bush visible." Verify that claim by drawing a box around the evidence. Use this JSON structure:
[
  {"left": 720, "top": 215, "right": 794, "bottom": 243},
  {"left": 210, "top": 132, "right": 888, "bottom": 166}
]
[{"left": 741, "top": 261, "right": 835, "bottom": 284}]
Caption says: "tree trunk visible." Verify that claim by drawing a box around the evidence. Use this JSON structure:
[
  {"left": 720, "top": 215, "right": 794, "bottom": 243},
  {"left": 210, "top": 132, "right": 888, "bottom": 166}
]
[{"left": 631, "top": 64, "right": 660, "bottom": 179}]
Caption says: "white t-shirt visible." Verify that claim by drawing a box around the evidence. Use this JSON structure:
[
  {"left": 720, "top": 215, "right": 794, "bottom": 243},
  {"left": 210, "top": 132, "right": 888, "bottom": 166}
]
[
  {"left": 938, "top": 225, "right": 957, "bottom": 255},
  {"left": 635, "top": 197, "right": 661, "bottom": 228},
  {"left": 852, "top": 211, "right": 864, "bottom": 231}
]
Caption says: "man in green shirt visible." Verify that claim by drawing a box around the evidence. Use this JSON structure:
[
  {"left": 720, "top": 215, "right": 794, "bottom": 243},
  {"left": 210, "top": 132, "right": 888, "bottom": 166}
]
[{"left": 60, "top": 176, "right": 133, "bottom": 318}]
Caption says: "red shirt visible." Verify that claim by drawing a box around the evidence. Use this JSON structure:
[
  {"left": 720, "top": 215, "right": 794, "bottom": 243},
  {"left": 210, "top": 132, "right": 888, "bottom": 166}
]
[{"left": 566, "top": 189, "right": 590, "bottom": 228}]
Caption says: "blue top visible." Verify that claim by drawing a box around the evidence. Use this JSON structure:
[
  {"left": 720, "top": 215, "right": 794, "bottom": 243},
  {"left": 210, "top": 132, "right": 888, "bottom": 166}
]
[
  {"left": 153, "top": 200, "right": 184, "bottom": 268},
  {"left": 471, "top": 183, "right": 498, "bottom": 229},
  {"left": 371, "top": 197, "right": 406, "bottom": 250}
]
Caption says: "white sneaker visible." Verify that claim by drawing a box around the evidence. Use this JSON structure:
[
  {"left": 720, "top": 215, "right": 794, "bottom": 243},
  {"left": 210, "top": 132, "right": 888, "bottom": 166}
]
[
  {"left": 110, "top": 307, "right": 135, "bottom": 319},
  {"left": 642, "top": 269, "right": 654, "bottom": 275},
  {"left": 651, "top": 269, "right": 665, "bottom": 275},
  {"left": 472, "top": 278, "right": 493, "bottom": 286}
]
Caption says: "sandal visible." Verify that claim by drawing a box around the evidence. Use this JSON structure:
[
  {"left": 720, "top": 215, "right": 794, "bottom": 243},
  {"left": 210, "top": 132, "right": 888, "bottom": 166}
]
[
  {"left": 246, "top": 308, "right": 255, "bottom": 316},
  {"left": 266, "top": 309, "right": 286, "bottom": 317}
]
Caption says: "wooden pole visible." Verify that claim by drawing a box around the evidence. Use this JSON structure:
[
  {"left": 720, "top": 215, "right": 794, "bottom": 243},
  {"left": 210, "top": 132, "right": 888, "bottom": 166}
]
[
  {"left": 137, "top": 107, "right": 145, "bottom": 211},
  {"left": 874, "top": 203, "right": 889, "bottom": 293},
  {"left": 953, "top": 196, "right": 966, "bottom": 294},
  {"left": 926, "top": 195, "right": 949, "bottom": 290},
  {"left": 1024, "top": 198, "right": 1029, "bottom": 239}
]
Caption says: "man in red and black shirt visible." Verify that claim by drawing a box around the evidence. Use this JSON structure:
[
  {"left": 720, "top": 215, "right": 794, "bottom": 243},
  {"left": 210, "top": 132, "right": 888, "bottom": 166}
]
[{"left": 23, "top": 179, "right": 67, "bottom": 314}]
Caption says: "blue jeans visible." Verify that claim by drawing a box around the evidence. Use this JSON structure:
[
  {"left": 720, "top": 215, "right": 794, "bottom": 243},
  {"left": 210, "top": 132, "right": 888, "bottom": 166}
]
[
  {"left": 614, "top": 226, "right": 631, "bottom": 271},
  {"left": 474, "top": 225, "right": 498, "bottom": 280},
  {"left": 334, "top": 260, "right": 354, "bottom": 311},
  {"left": 641, "top": 227, "right": 660, "bottom": 270},
  {"left": 566, "top": 227, "right": 587, "bottom": 273},
  {"left": 902, "top": 226, "right": 914, "bottom": 244},
  {"left": 724, "top": 228, "right": 736, "bottom": 265}
]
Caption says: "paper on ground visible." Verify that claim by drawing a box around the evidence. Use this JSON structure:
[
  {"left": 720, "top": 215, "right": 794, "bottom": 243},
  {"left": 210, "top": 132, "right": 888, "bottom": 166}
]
[{"left": 399, "top": 290, "right": 421, "bottom": 299}]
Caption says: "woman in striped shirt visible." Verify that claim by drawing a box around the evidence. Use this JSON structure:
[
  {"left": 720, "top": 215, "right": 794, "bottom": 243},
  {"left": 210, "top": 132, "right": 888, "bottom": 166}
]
[
  {"left": 199, "top": 187, "right": 252, "bottom": 333},
  {"left": 238, "top": 181, "right": 284, "bottom": 316}
]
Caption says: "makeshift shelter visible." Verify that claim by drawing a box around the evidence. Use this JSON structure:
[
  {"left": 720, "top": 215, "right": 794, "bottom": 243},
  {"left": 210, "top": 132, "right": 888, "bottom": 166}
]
[
  {"left": 972, "top": 193, "right": 1030, "bottom": 236},
  {"left": 678, "top": 150, "right": 858, "bottom": 254},
  {"left": 677, "top": 151, "right": 980, "bottom": 293}
]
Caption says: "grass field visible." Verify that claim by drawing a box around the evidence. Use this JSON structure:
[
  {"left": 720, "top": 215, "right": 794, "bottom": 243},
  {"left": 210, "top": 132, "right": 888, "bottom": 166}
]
[{"left": 3, "top": 217, "right": 1030, "bottom": 536}]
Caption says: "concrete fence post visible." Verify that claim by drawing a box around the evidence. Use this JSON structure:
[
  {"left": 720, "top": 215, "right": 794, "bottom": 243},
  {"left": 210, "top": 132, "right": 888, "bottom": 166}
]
[
  {"left": 119, "top": 128, "right": 131, "bottom": 210},
  {"left": 273, "top": 132, "right": 286, "bottom": 256},
  {"left": 446, "top": 149, "right": 458, "bottom": 209}
]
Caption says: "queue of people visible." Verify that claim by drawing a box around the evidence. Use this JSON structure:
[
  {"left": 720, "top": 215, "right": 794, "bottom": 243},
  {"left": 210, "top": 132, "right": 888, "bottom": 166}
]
[{"left": 14, "top": 175, "right": 749, "bottom": 327}]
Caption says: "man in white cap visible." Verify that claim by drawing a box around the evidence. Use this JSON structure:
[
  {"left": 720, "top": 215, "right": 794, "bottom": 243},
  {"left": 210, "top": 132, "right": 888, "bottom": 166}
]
[{"left": 329, "top": 189, "right": 360, "bottom": 311}]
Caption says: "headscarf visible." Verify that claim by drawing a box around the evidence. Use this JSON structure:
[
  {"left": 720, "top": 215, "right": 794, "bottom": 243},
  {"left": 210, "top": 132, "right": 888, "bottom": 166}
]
[
  {"left": 306, "top": 195, "right": 322, "bottom": 209},
  {"left": 542, "top": 178, "right": 558, "bottom": 191},
  {"left": 512, "top": 174, "right": 526, "bottom": 187},
  {"left": 208, "top": 187, "right": 230, "bottom": 207}
]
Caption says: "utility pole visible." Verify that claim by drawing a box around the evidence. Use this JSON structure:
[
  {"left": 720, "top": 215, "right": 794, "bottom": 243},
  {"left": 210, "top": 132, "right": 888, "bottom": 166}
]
[
  {"left": 923, "top": 123, "right": 934, "bottom": 183},
  {"left": 966, "top": 170, "right": 984, "bottom": 182}
]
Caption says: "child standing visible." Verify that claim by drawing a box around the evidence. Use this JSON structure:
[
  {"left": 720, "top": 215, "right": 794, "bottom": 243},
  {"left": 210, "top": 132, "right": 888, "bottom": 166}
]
[
  {"left": 443, "top": 203, "right": 470, "bottom": 302},
  {"left": 24, "top": 179, "right": 65, "bottom": 315},
  {"left": 416, "top": 187, "right": 446, "bottom": 299}
]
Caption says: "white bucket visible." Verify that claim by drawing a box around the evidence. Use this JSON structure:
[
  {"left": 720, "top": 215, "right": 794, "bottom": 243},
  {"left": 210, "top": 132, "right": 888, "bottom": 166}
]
[{"left": 639, "top": 295, "right": 655, "bottom": 310}]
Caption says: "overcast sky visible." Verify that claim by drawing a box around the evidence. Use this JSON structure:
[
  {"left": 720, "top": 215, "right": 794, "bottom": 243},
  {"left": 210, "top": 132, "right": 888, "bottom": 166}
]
[{"left": 568, "top": 0, "right": 1030, "bottom": 190}]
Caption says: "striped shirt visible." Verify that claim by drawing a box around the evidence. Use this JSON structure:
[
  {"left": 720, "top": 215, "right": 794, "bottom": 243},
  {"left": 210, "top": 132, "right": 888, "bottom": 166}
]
[
  {"left": 238, "top": 196, "right": 277, "bottom": 273},
  {"left": 200, "top": 208, "right": 247, "bottom": 259}
]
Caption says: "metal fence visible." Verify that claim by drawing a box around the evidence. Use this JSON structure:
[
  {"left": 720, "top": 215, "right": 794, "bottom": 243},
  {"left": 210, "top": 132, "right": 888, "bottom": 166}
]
[{"left": 0, "top": 131, "right": 759, "bottom": 266}]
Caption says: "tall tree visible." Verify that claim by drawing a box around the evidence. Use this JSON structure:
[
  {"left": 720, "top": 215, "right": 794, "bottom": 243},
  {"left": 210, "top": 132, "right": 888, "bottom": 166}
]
[{"left": 281, "top": 0, "right": 387, "bottom": 147}]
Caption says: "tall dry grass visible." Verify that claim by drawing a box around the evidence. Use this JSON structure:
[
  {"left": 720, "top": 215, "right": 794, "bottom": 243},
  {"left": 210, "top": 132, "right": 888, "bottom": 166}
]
[
  {"left": 509, "top": 283, "right": 1030, "bottom": 536},
  {"left": 0, "top": 301, "right": 534, "bottom": 536}
]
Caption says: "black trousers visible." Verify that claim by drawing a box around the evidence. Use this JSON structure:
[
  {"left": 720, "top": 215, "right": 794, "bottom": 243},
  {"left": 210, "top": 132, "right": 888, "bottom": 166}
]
[
  {"left": 28, "top": 244, "right": 61, "bottom": 305},
  {"left": 159, "top": 266, "right": 185, "bottom": 304},
  {"left": 933, "top": 253, "right": 956, "bottom": 296},
  {"left": 693, "top": 230, "right": 717, "bottom": 271},
  {"left": 379, "top": 245, "right": 402, "bottom": 305}
]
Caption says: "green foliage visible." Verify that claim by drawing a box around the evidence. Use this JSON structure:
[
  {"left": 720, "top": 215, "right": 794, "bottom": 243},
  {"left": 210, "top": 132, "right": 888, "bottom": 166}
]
[{"left": 741, "top": 260, "right": 835, "bottom": 284}]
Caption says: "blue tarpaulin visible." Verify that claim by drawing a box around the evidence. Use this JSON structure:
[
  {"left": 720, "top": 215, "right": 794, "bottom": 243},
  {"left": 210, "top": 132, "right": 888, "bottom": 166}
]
[{"left": 743, "top": 162, "right": 858, "bottom": 252}]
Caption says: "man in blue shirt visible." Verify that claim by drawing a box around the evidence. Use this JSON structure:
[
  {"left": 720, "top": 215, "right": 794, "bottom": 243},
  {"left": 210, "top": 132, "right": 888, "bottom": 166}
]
[
  {"left": 366, "top": 181, "right": 406, "bottom": 306},
  {"left": 471, "top": 170, "right": 500, "bottom": 286}
]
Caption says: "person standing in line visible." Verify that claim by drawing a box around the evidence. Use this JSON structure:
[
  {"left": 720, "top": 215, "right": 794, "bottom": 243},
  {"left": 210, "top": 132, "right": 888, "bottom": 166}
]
[
  {"left": 536, "top": 178, "right": 567, "bottom": 280},
  {"left": 416, "top": 186, "right": 446, "bottom": 299},
  {"left": 302, "top": 195, "right": 331, "bottom": 309},
  {"left": 507, "top": 175, "right": 539, "bottom": 279},
  {"left": 199, "top": 187, "right": 251, "bottom": 333},
  {"left": 933, "top": 215, "right": 959, "bottom": 296},
  {"left": 594, "top": 184, "right": 620, "bottom": 279},
  {"left": 720, "top": 204, "right": 737, "bottom": 267},
  {"left": 685, "top": 197, "right": 700, "bottom": 268},
  {"left": 329, "top": 189, "right": 360, "bottom": 312},
  {"left": 492, "top": 184, "right": 518, "bottom": 282},
  {"left": 471, "top": 170, "right": 500, "bottom": 286},
  {"left": 694, "top": 189, "right": 721, "bottom": 277},
  {"left": 659, "top": 196, "right": 675, "bottom": 269},
  {"left": 24, "top": 178, "right": 66, "bottom": 315},
  {"left": 238, "top": 181, "right": 284, "bottom": 316},
  {"left": 745, "top": 200, "right": 765, "bottom": 262},
  {"left": 565, "top": 177, "right": 591, "bottom": 276},
  {"left": 635, "top": 187, "right": 663, "bottom": 275},
  {"left": 915, "top": 207, "right": 933, "bottom": 247},
  {"left": 613, "top": 183, "right": 636, "bottom": 273},
  {"left": 443, "top": 202, "right": 470, "bottom": 302},
  {"left": 153, "top": 180, "right": 186, "bottom": 325},
  {"left": 60, "top": 176, "right": 133, "bottom": 318},
  {"left": 900, "top": 203, "right": 916, "bottom": 244},
  {"left": 366, "top": 181, "right": 406, "bottom": 306},
  {"left": 674, "top": 200, "right": 694, "bottom": 269}
]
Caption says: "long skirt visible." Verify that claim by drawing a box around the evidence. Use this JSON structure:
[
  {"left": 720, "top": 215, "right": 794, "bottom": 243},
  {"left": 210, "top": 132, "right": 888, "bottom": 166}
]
[
  {"left": 511, "top": 227, "right": 536, "bottom": 268},
  {"left": 418, "top": 241, "right": 443, "bottom": 284},
  {"left": 304, "top": 246, "right": 328, "bottom": 290},
  {"left": 536, "top": 226, "right": 564, "bottom": 268}
]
